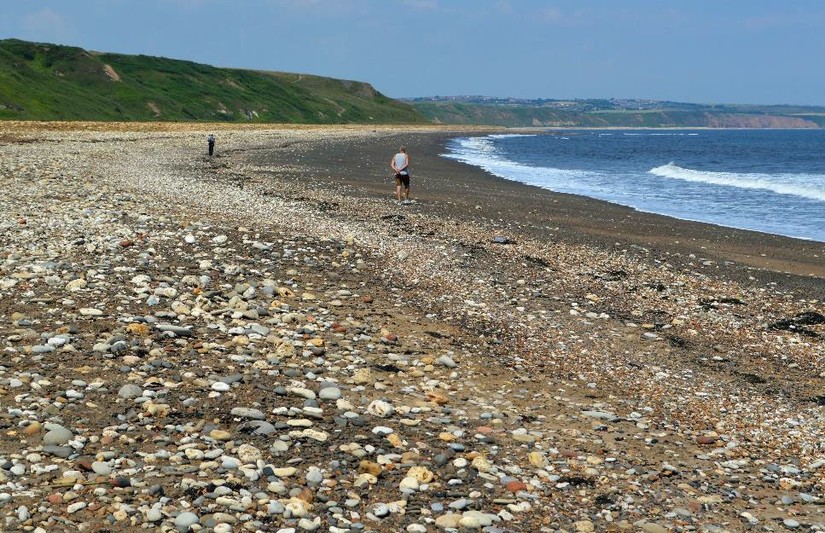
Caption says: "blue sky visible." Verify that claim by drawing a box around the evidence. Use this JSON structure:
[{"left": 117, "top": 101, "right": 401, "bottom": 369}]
[{"left": 3, "top": 0, "right": 825, "bottom": 106}]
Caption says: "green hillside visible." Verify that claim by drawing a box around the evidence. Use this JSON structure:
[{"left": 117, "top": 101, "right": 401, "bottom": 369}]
[
  {"left": 5, "top": 39, "right": 824, "bottom": 128},
  {"left": 411, "top": 99, "right": 825, "bottom": 128},
  {"left": 0, "top": 39, "right": 426, "bottom": 123}
]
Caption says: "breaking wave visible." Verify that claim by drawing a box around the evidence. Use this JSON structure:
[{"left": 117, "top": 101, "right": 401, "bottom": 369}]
[{"left": 649, "top": 162, "right": 825, "bottom": 203}]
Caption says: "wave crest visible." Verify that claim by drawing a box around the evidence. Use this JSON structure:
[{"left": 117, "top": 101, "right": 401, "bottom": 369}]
[{"left": 649, "top": 162, "right": 825, "bottom": 202}]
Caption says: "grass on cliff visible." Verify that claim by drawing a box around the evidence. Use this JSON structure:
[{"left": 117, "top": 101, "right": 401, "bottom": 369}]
[
  {"left": 0, "top": 39, "right": 425, "bottom": 124},
  {"left": 412, "top": 101, "right": 825, "bottom": 128}
]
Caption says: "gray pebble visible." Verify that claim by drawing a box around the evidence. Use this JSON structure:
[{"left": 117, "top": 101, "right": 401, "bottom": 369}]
[
  {"left": 118, "top": 383, "right": 143, "bottom": 399},
  {"left": 319, "top": 387, "right": 342, "bottom": 400},
  {"left": 42, "top": 445, "right": 73, "bottom": 458},
  {"left": 372, "top": 503, "right": 390, "bottom": 517},
  {"left": 230, "top": 407, "right": 266, "bottom": 420},
  {"left": 43, "top": 426, "right": 73, "bottom": 445},
  {"left": 174, "top": 511, "right": 200, "bottom": 532}
]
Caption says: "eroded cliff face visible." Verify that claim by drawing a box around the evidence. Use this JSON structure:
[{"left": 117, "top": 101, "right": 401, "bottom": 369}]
[{"left": 704, "top": 113, "right": 819, "bottom": 128}]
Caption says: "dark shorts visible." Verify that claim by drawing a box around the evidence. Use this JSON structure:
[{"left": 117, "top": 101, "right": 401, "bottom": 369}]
[{"left": 395, "top": 173, "right": 410, "bottom": 188}]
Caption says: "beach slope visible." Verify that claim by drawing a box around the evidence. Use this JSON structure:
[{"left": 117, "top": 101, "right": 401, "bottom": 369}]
[{"left": 0, "top": 122, "right": 822, "bottom": 531}]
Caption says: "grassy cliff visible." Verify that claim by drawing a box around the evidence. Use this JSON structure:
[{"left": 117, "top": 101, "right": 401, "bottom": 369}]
[
  {"left": 411, "top": 99, "right": 825, "bottom": 128},
  {"left": 0, "top": 39, "right": 426, "bottom": 123},
  {"left": 5, "top": 39, "right": 824, "bottom": 128}
]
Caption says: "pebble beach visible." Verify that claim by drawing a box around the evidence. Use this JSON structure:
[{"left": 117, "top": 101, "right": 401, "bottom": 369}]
[{"left": 0, "top": 122, "right": 823, "bottom": 532}]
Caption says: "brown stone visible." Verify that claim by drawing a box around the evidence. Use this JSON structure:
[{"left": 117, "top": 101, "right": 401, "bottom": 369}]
[
  {"left": 110, "top": 476, "right": 132, "bottom": 488},
  {"left": 296, "top": 487, "right": 314, "bottom": 503},
  {"left": 358, "top": 460, "right": 382, "bottom": 477},
  {"left": 22, "top": 421, "right": 42, "bottom": 436},
  {"left": 426, "top": 390, "right": 449, "bottom": 405},
  {"left": 126, "top": 323, "right": 150, "bottom": 336},
  {"left": 401, "top": 451, "right": 421, "bottom": 463},
  {"left": 75, "top": 458, "right": 94, "bottom": 472}
]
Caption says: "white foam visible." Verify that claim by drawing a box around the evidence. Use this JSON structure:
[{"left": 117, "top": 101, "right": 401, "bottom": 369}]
[
  {"left": 444, "top": 137, "right": 594, "bottom": 187},
  {"left": 443, "top": 134, "right": 825, "bottom": 242},
  {"left": 488, "top": 133, "right": 537, "bottom": 139},
  {"left": 649, "top": 162, "right": 825, "bottom": 203},
  {"left": 623, "top": 132, "right": 692, "bottom": 136}
]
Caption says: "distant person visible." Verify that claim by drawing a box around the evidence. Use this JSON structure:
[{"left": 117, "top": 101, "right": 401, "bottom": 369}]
[
  {"left": 207, "top": 133, "right": 216, "bottom": 156},
  {"left": 390, "top": 145, "right": 411, "bottom": 203}
]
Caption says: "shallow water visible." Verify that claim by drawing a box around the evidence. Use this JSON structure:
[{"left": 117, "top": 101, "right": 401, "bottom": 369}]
[{"left": 444, "top": 129, "right": 825, "bottom": 242}]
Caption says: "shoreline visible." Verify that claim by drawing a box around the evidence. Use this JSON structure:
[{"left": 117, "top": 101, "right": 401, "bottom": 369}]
[
  {"left": 468, "top": 127, "right": 825, "bottom": 245},
  {"left": 1, "top": 123, "right": 823, "bottom": 531},
  {"left": 277, "top": 127, "right": 825, "bottom": 284}
]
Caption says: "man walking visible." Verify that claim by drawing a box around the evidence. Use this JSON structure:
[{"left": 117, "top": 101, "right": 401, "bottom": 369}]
[
  {"left": 390, "top": 146, "right": 411, "bottom": 203},
  {"left": 207, "top": 133, "right": 216, "bottom": 156}
]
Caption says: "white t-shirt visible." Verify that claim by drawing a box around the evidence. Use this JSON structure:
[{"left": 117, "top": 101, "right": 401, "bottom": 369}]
[{"left": 394, "top": 153, "right": 408, "bottom": 173}]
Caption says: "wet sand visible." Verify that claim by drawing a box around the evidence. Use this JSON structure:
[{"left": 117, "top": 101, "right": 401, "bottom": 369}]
[{"left": 282, "top": 129, "right": 825, "bottom": 285}]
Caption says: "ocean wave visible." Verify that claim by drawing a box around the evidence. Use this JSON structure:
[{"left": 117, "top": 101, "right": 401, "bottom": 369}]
[
  {"left": 488, "top": 133, "right": 537, "bottom": 139},
  {"left": 623, "top": 132, "right": 699, "bottom": 136},
  {"left": 444, "top": 136, "right": 594, "bottom": 184},
  {"left": 649, "top": 162, "right": 825, "bottom": 203},
  {"left": 442, "top": 133, "right": 825, "bottom": 242}
]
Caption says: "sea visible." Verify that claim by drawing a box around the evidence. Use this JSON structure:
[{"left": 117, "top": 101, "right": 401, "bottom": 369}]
[{"left": 443, "top": 129, "right": 825, "bottom": 243}]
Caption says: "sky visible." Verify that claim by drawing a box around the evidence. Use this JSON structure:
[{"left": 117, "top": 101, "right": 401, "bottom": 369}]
[{"left": 3, "top": 0, "right": 825, "bottom": 106}]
